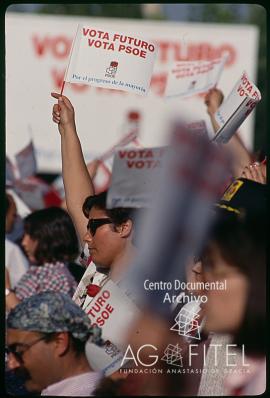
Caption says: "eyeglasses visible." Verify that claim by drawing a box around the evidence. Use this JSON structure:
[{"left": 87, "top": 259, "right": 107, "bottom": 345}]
[
  {"left": 5, "top": 335, "right": 47, "bottom": 363},
  {"left": 86, "top": 218, "right": 112, "bottom": 236}
]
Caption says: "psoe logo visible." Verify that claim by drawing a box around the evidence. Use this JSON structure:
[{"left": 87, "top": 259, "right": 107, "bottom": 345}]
[{"left": 105, "top": 61, "right": 118, "bottom": 78}]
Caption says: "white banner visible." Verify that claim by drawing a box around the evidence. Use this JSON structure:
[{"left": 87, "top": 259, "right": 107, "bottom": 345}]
[
  {"left": 214, "top": 71, "right": 261, "bottom": 144},
  {"left": 6, "top": 13, "right": 259, "bottom": 172},
  {"left": 107, "top": 146, "right": 166, "bottom": 208},
  {"left": 165, "top": 56, "right": 227, "bottom": 98},
  {"left": 65, "top": 25, "right": 157, "bottom": 95}
]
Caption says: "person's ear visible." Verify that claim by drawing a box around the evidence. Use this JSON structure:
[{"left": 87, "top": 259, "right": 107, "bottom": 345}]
[
  {"left": 117, "top": 219, "right": 133, "bottom": 238},
  {"left": 53, "top": 332, "right": 69, "bottom": 357}
]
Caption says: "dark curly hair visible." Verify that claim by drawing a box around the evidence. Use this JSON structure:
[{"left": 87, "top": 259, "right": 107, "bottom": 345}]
[
  {"left": 23, "top": 207, "right": 79, "bottom": 265},
  {"left": 82, "top": 191, "right": 136, "bottom": 227}
]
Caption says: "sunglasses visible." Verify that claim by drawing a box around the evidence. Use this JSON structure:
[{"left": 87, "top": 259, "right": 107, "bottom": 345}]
[
  {"left": 86, "top": 218, "right": 113, "bottom": 236},
  {"left": 5, "top": 335, "right": 47, "bottom": 363}
]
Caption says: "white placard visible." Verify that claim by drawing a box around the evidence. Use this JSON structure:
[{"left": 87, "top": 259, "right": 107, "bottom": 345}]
[
  {"left": 84, "top": 279, "right": 140, "bottom": 375},
  {"left": 107, "top": 146, "right": 166, "bottom": 208},
  {"left": 72, "top": 261, "right": 108, "bottom": 308},
  {"left": 6, "top": 188, "right": 31, "bottom": 218},
  {"left": 15, "top": 140, "right": 37, "bottom": 180},
  {"left": 165, "top": 56, "right": 227, "bottom": 98},
  {"left": 13, "top": 177, "right": 49, "bottom": 210},
  {"left": 214, "top": 71, "right": 261, "bottom": 144},
  {"left": 6, "top": 157, "right": 16, "bottom": 185},
  {"left": 65, "top": 25, "right": 157, "bottom": 95}
]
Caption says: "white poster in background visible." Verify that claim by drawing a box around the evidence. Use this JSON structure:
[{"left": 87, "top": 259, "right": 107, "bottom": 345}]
[
  {"left": 65, "top": 25, "right": 157, "bottom": 95},
  {"left": 107, "top": 146, "right": 166, "bottom": 209},
  {"left": 186, "top": 120, "right": 208, "bottom": 137},
  {"left": 165, "top": 56, "right": 227, "bottom": 98},
  {"left": 6, "top": 13, "right": 259, "bottom": 172},
  {"left": 214, "top": 71, "right": 261, "bottom": 144}
]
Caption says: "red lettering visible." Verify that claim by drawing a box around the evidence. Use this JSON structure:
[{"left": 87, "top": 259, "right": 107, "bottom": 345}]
[
  {"left": 105, "top": 304, "right": 114, "bottom": 313},
  {"left": 102, "top": 290, "right": 110, "bottom": 299},
  {"left": 51, "top": 68, "right": 65, "bottom": 90},
  {"left": 118, "top": 44, "right": 126, "bottom": 52},
  {"left": 155, "top": 40, "right": 236, "bottom": 66},
  {"left": 97, "top": 296, "right": 106, "bottom": 306},
  {"left": 119, "top": 151, "right": 128, "bottom": 159},
  {"left": 145, "top": 150, "right": 154, "bottom": 158},
  {"left": 32, "top": 35, "right": 72, "bottom": 59},
  {"left": 32, "top": 35, "right": 50, "bottom": 57},
  {"left": 158, "top": 41, "right": 171, "bottom": 63},
  {"left": 87, "top": 308, "right": 96, "bottom": 317},
  {"left": 83, "top": 28, "right": 90, "bottom": 36},
  {"left": 218, "top": 44, "right": 236, "bottom": 66},
  {"left": 96, "top": 316, "right": 105, "bottom": 326},
  {"left": 127, "top": 161, "right": 134, "bottom": 168},
  {"left": 136, "top": 161, "right": 144, "bottom": 168},
  {"left": 127, "top": 151, "right": 137, "bottom": 159},
  {"left": 150, "top": 73, "right": 167, "bottom": 96},
  {"left": 101, "top": 310, "right": 110, "bottom": 320},
  {"left": 140, "top": 50, "right": 146, "bottom": 58},
  {"left": 51, "top": 36, "right": 71, "bottom": 59}
]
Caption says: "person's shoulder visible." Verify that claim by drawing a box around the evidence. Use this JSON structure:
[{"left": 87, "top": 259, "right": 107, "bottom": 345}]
[
  {"left": 5, "top": 238, "right": 17, "bottom": 251},
  {"left": 5, "top": 238, "right": 28, "bottom": 263}
]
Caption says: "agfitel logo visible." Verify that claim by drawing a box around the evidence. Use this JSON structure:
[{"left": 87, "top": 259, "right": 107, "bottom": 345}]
[
  {"left": 161, "top": 344, "right": 183, "bottom": 367},
  {"left": 105, "top": 61, "right": 118, "bottom": 78}
]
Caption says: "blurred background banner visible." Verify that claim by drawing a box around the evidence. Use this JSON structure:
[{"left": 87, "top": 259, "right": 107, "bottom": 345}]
[{"left": 6, "top": 8, "right": 260, "bottom": 174}]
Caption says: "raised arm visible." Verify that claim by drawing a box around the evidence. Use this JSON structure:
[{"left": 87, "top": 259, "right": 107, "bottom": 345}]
[
  {"left": 51, "top": 93, "right": 94, "bottom": 243},
  {"left": 205, "top": 88, "right": 252, "bottom": 178}
]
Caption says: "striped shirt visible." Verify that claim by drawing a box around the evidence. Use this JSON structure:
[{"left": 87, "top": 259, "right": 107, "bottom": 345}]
[{"left": 15, "top": 262, "right": 77, "bottom": 300}]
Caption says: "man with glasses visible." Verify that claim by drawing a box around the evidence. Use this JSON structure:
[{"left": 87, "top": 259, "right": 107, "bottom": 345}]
[{"left": 6, "top": 291, "right": 102, "bottom": 396}]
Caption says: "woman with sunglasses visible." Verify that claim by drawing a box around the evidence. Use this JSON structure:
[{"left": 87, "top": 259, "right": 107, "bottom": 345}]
[
  {"left": 5, "top": 207, "right": 79, "bottom": 312},
  {"left": 51, "top": 93, "right": 139, "bottom": 284}
]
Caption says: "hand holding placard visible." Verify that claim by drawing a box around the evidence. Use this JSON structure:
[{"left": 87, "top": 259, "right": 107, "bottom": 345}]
[
  {"left": 213, "top": 71, "right": 261, "bottom": 144},
  {"left": 51, "top": 92, "right": 76, "bottom": 135},
  {"left": 205, "top": 88, "right": 224, "bottom": 116}
]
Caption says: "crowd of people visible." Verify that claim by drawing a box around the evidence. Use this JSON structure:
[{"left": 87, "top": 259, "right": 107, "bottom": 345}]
[{"left": 5, "top": 83, "right": 266, "bottom": 396}]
